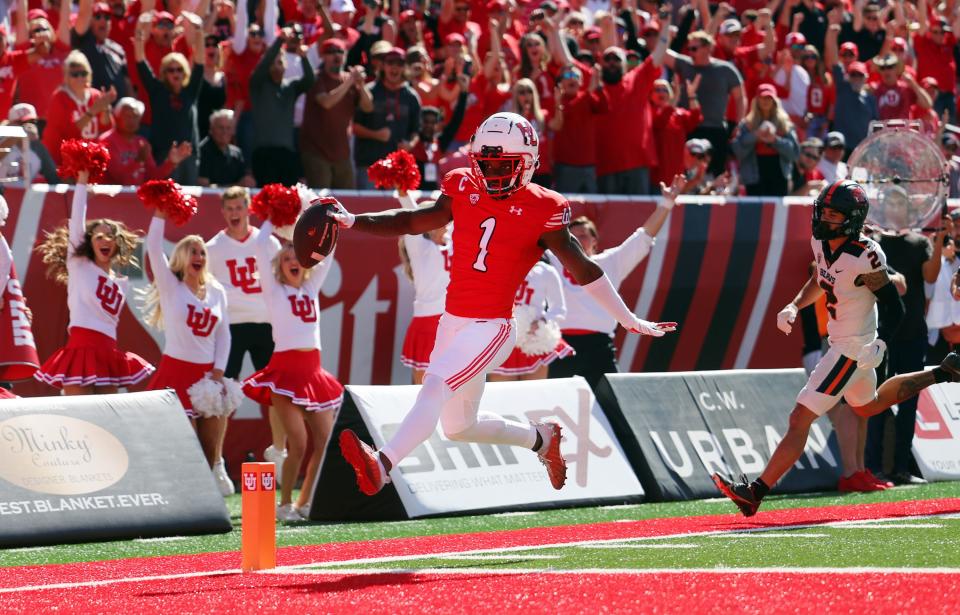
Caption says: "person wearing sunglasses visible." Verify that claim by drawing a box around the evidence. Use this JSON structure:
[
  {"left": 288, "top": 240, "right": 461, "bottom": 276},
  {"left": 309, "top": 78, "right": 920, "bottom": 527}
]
[
  {"left": 551, "top": 65, "right": 606, "bottom": 194},
  {"left": 799, "top": 45, "right": 833, "bottom": 142},
  {"left": 872, "top": 53, "right": 932, "bottom": 121},
  {"left": 42, "top": 51, "right": 117, "bottom": 165},
  {"left": 71, "top": 1, "right": 130, "bottom": 98},
  {"left": 16, "top": 4, "right": 72, "bottom": 123},
  {"left": 824, "top": 16, "right": 878, "bottom": 154},
  {"left": 135, "top": 10, "right": 205, "bottom": 185},
  {"left": 649, "top": 75, "right": 701, "bottom": 193},
  {"left": 789, "top": 137, "right": 827, "bottom": 197},
  {"left": 816, "top": 131, "right": 848, "bottom": 184},
  {"left": 913, "top": 11, "right": 958, "bottom": 123}
]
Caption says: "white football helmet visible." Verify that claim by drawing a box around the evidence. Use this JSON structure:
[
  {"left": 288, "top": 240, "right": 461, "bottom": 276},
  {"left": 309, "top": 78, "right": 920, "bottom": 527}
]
[{"left": 468, "top": 112, "right": 540, "bottom": 196}]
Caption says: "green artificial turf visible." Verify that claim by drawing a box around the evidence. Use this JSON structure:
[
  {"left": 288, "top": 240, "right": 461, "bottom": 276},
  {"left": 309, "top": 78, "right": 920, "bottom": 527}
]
[{"left": 2, "top": 481, "right": 958, "bottom": 569}]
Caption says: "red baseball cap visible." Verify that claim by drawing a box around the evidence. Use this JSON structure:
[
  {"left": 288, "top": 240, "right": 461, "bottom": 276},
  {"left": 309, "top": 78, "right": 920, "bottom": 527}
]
[
  {"left": 891, "top": 36, "right": 907, "bottom": 51},
  {"left": 486, "top": 0, "right": 507, "bottom": 11},
  {"left": 400, "top": 9, "right": 417, "bottom": 21},
  {"left": 643, "top": 19, "right": 661, "bottom": 34},
  {"left": 922, "top": 76, "right": 940, "bottom": 89},
  {"left": 320, "top": 38, "right": 347, "bottom": 53},
  {"left": 847, "top": 61, "right": 868, "bottom": 76},
  {"left": 584, "top": 26, "right": 601, "bottom": 41},
  {"left": 153, "top": 11, "right": 175, "bottom": 24},
  {"left": 839, "top": 41, "right": 859, "bottom": 56},
  {"left": 92, "top": 2, "right": 111, "bottom": 15},
  {"left": 445, "top": 32, "right": 466, "bottom": 46},
  {"left": 756, "top": 83, "right": 778, "bottom": 98},
  {"left": 785, "top": 32, "right": 806, "bottom": 47},
  {"left": 27, "top": 8, "right": 48, "bottom": 21}
]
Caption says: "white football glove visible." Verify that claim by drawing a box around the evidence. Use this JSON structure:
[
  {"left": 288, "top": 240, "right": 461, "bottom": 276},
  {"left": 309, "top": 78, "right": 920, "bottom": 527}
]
[
  {"left": 777, "top": 303, "right": 798, "bottom": 335},
  {"left": 629, "top": 318, "right": 678, "bottom": 337},
  {"left": 326, "top": 201, "right": 355, "bottom": 228},
  {"left": 856, "top": 339, "right": 887, "bottom": 371}
]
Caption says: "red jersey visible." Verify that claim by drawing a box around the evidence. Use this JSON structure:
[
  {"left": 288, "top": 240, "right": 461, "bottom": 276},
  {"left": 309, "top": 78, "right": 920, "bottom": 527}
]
[
  {"left": 0, "top": 50, "right": 30, "bottom": 120},
  {"left": 874, "top": 80, "right": 917, "bottom": 120},
  {"left": 806, "top": 76, "right": 836, "bottom": 117},
  {"left": 99, "top": 128, "right": 176, "bottom": 185},
  {"left": 914, "top": 32, "right": 957, "bottom": 94},
  {"left": 42, "top": 87, "right": 109, "bottom": 164},
  {"left": 440, "top": 168, "right": 571, "bottom": 319},
  {"left": 223, "top": 43, "right": 264, "bottom": 112},
  {"left": 651, "top": 104, "right": 703, "bottom": 187},
  {"left": 16, "top": 41, "right": 71, "bottom": 118}
]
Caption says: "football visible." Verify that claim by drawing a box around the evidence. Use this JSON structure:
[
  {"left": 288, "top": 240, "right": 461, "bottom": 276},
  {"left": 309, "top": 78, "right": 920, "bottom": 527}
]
[{"left": 293, "top": 197, "right": 340, "bottom": 267}]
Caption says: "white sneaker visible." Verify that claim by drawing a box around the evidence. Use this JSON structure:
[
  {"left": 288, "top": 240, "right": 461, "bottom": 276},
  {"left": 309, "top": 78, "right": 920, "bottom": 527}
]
[
  {"left": 263, "top": 445, "right": 287, "bottom": 485},
  {"left": 276, "top": 503, "right": 304, "bottom": 522},
  {"left": 212, "top": 459, "right": 235, "bottom": 497},
  {"left": 298, "top": 502, "right": 311, "bottom": 518}
]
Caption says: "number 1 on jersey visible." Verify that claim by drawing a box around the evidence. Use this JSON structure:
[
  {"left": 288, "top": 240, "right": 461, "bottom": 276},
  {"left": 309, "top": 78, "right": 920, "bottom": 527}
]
[{"left": 472, "top": 217, "right": 497, "bottom": 272}]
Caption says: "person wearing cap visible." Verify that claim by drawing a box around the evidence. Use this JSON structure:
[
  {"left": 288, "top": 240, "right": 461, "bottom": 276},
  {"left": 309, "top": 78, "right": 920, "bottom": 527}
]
[
  {"left": 790, "top": 0, "right": 829, "bottom": 50},
  {"left": 816, "top": 131, "right": 848, "bottom": 184},
  {"left": 248, "top": 27, "right": 315, "bottom": 186},
  {"left": 731, "top": 82, "right": 799, "bottom": 196},
  {"left": 125, "top": 9, "right": 179, "bottom": 124},
  {"left": 872, "top": 53, "right": 932, "bottom": 121},
  {"left": 837, "top": 41, "right": 859, "bottom": 71},
  {"left": 581, "top": 26, "right": 602, "bottom": 61},
  {"left": 913, "top": 6, "right": 958, "bottom": 122},
  {"left": 714, "top": 15, "right": 775, "bottom": 80},
  {"left": 134, "top": 11, "right": 205, "bottom": 185},
  {"left": 0, "top": 22, "right": 33, "bottom": 121},
  {"left": 649, "top": 76, "right": 702, "bottom": 191},
  {"left": 826, "top": 18, "right": 878, "bottom": 153},
  {"left": 16, "top": 1, "right": 72, "bottom": 121},
  {"left": 71, "top": 0, "right": 129, "bottom": 98},
  {"left": 910, "top": 76, "right": 942, "bottom": 135},
  {"left": 438, "top": 0, "right": 482, "bottom": 49},
  {"left": 301, "top": 38, "right": 372, "bottom": 189},
  {"left": 800, "top": 45, "right": 834, "bottom": 141},
  {"left": 772, "top": 32, "right": 812, "bottom": 127},
  {"left": 0, "top": 103, "right": 59, "bottom": 183},
  {"left": 353, "top": 46, "right": 421, "bottom": 189},
  {"left": 837, "top": 1, "right": 886, "bottom": 61},
  {"left": 405, "top": 46, "right": 439, "bottom": 108},
  {"left": 665, "top": 30, "right": 747, "bottom": 177},
  {"left": 100, "top": 97, "right": 192, "bottom": 185},
  {"left": 412, "top": 85, "right": 469, "bottom": 191},
  {"left": 42, "top": 50, "right": 117, "bottom": 165},
  {"left": 789, "top": 136, "right": 826, "bottom": 196}
]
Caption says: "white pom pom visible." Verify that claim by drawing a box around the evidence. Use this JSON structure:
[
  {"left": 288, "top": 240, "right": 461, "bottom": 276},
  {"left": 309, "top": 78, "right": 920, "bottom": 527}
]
[
  {"left": 513, "top": 304, "right": 536, "bottom": 340},
  {"left": 220, "top": 378, "right": 244, "bottom": 417},
  {"left": 0, "top": 196, "right": 8, "bottom": 227},
  {"left": 513, "top": 304, "right": 562, "bottom": 356},
  {"left": 188, "top": 376, "right": 224, "bottom": 418}
]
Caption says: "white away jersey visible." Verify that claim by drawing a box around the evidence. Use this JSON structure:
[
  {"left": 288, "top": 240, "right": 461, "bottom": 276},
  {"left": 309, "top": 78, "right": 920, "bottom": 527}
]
[
  {"left": 66, "top": 186, "right": 131, "bottom": 339},
  {"left": 255, "top": 221, "right": 335, "bottom": 352},
  {"left": 147, "top": 217, "right": 231, "bottom": 369},
  {"left": 206, "top": 226, "right": 281, "bottom": 324},
  {"left": 812, "top": 235, "right": 886, "bottom": 354},
  {"left": 547, "top": 226, "right": 654, "bottom": 334},
  {"left": 513, "top": 260, "right": 566, "bottom": 322}
]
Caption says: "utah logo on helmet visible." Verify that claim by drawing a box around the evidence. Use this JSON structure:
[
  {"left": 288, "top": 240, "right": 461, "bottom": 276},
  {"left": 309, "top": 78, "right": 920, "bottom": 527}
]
[
  {"left": 812, "top": 179, "right": 870, "bottom": 240},
  {"left": 468, "top": 112, "right": 541, "bottom": 197}
]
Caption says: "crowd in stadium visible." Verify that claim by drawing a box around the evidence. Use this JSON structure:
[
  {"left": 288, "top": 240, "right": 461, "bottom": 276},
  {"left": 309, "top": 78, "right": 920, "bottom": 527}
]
[
  {"left": 3, "top": 0, "right": 960, "bottom": 521},
  {"left": 0, "top": 0, "right": 958, "bottom": 197}
]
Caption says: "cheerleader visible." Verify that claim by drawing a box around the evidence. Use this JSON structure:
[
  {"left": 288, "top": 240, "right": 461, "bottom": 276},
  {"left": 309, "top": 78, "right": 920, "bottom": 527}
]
[
  {"left": 489, "top": 257, "right": 572, "bottom": 381},
  {"left": 143, "top": 208, "right": 231, "bottom": 469},
  {"left": 397, "top": 194, "right": 452, "bottom": 384},
  {"left": 1, "top": 195, "right": 39, "bottom": 387},
  {"left": 242, "top": 220, "right": 342, "bottom": 521},
  {"left": 34, "top": 172, "right": 153, "bottom": 393}
]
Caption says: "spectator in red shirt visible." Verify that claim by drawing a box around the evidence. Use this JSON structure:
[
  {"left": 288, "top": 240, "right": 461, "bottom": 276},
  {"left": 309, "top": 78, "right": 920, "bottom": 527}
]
[
  {"left": 866, "top": 36, "right": 916, "bottom": 87},
  {"left": 650, "top": 75, "right": 703, "bottom": 192},
  {"left": 551, "top": 64, "right": 607, "bottom": 194},
  {"left": 800, "top": 45, "right": 835, "bottom": 141},
  {"left": 910, "top": 77, "right": 943, "bottom": 136},
  {"left": 99, "top": 96, "right": 192, "bottom": 185},
  {"left": 222, "top": 0, "right": 271, "bottom": 165},
  {"left": 913, "top": 5, "right": 958, "bottom": 122},
  {"left": 510, "top": 77, "right": 553, "bottom": 186},
  {"left": 515, "top": 32, "right": 556, "bottom": 115},
  {"left": 42, "top": 51, "right": 117, "bottom": 165},
  {"left": 580, "top": 26, "right": 602, "bottom": 63},
  {"left": 15, "top": 2, "right": 72, "bottom": 120},
  {"left": 437, "top": 0, "right": 481, "bottom": 44},
  {"left": 837, "top": 40, "right": 858, "bottom": 73},
  {"left": 0, "top": 23, "right": 34, "bottom": 120},
  {"left": 406, "top": 46, "right": 438, "bottom": 108},
  {"left": 873, "top": 53, "right": 932, "bottom": 121}
]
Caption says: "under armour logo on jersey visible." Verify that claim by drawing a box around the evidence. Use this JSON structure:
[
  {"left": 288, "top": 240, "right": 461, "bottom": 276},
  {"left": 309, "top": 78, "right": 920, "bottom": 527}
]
[
  {"left": 95, "top": 276, "right": 123, "bottom": 316},
  {"left": 226, "top": 258, "right": 262, "bottom": 294},
  {"left": 288, "top": 295, "right": 317, "bottom": 323},
  {"left": 186, "top": 304, "right": 218, "bottom": 337},
  {"left": 509, "top": 206, "right": 523, "bottom": 216},
  {"left": 469, "top": 194, "right": 480, "bottom": 205}
]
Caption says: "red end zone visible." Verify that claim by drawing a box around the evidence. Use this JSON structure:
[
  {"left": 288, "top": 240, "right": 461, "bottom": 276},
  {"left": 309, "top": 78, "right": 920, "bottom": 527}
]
[{"left": 2, "top": 499, "right": 959, "bottom": 613}]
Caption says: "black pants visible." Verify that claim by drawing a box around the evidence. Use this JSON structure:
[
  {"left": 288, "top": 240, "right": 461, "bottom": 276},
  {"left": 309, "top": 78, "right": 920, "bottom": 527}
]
[
  {"left": 746, "top": 155, "right": 789, "bottom": 197},
  {"left": 252, "top": 147, "right": 301, "bottom": 187},
  {"left": 224, "top": 322, "right": 275, "bottom": 380},
  {"left": 548, "top": 332, "right": 619, "bottom": 390},
  {"left": 865, "top": 336, "right": 926, "bottom": 474}
]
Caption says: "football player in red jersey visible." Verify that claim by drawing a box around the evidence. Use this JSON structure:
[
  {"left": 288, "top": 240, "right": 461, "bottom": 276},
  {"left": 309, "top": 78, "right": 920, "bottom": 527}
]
[{"left": 328, "top": 112, "right": 677, "bottom": 495}]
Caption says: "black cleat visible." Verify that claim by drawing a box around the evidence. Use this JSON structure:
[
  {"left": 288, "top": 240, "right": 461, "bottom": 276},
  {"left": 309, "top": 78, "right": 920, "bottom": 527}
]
[
  {"left": 939, "top": 352, "right": 960, "bottom": 382},
  {"left": 712, "top": 472, "right": 761, "bottom": 517}
]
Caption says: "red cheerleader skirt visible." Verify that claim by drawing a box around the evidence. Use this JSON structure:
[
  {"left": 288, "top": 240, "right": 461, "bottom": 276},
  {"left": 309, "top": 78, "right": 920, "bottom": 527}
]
[
  {"left": 0, "top": 387, "right": 17, "bottom": 399},
  {"left": 401, "top": 314, "right": 441, "bottom": 370},
  {"left": 490, "top": 339, "right": 575, "bottom": 376},
  {"left": 148, "top": 355, "right": 214, "bottom": 418},
  {"left": 243, "top": 349, "right": 344, "bottom": 412},
  {"left": 34, "top": 327, "right": 155, "bottom": 388}
]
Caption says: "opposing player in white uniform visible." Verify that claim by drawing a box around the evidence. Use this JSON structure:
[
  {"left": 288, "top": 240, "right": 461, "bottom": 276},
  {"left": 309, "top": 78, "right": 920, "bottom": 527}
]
[
  {"left": 144, "top": 208, "right": 231, "bottom": 471},
  {"left": 547, "top": 175, "right": 682, "bottom": 388},
  {"left": 489, "top": 257, "right": 571, "bottom": 380},
  {"left": 397, "top": 193, "right": 451, "bottom": 384},
  {"left": 34, "top": 172, "right": 154, "bottom": 393},
  {"left": 242, "top": 220, "right": 342, "bottom": 521},
  {"left": 206, "top": 186, "right": 283, "bottom": 495},
  {"left": 714, "top": 180, "right": 960, "bottom": 517}
]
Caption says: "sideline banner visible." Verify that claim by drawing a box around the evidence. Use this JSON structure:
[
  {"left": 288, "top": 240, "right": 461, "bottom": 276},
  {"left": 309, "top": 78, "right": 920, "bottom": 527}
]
[
  {"left": 310, "top": 377, "right": 643, "bottom": 520},
  {"left": 914, "top": 384, "right": 960, "bottom": 481},
  {"left": 596, "top": 369, "right": 842, "bottom": 501},
  {"left": 0, "top": 391, "right": 231, "bottom": 547}
]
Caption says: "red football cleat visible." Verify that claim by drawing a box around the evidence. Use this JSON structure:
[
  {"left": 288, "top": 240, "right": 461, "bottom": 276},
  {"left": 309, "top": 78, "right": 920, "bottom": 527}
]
[
  {"left": 339, "top": 429, "right": 386, "bottom": 496},
  {"left": 838, "top": 471, "right": 886, "bottom": 493},
  {"left": 864, "top": 469, "right": 893, "bottom": 489},
  {"left": 535, "top": 422, "right": 567, "bottom": 490}
]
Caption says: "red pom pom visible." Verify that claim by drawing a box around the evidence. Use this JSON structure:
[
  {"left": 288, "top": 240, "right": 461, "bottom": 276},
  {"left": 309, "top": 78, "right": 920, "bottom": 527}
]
[
  {"left": 250, "top": 184, "right": 301, "bottom": 227},
  {"left": 368, "top": 150, "right": 421, "bottom": 192},
  {"left": 59, "top": 139, "right": 111, "bottom": 183},
  {"left": 137, "top": 179, "right": 197, "bottom": 227}
]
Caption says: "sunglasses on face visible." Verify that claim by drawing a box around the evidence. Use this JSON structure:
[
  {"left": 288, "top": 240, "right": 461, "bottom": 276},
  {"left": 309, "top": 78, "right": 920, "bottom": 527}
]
[
  {"left": 93, "top": 13, "right": 111, "bottom": 20},
  {"left": 802, "top": 151, "right": 819, "bottom": 159},
  {"left": 155, "top": 21, "right": 175, "bottom": 30},
  {"left": 69, "top": 69, "right": 89, "bottom": 78},
  {"left": 165, "top": 66, "right": 185, "bottom": 74},
  {"left": 603, "top": 55, "right": 622, "bottom": 63},
  {"left": 827, "top": 144, "right": 843, "bottom": 150},
  {"left": 687, "top": 45, "right": 703, "bottom": 52},
  {"left": 803, "top": 55, "right": 818, "bottom": 61},
  {"left": 560, "top": 72, "right": 578, "bottom": 81},
  {"left": 30, "top": 27, "right": 50, "bottom": 35},
  {"left": 384, "top": 59, "right": 404, "bottom": 66},
  {"left": 880, "top": 65, "right": 897, "bottom": 70},
  {"left": 325, "top": 48, "right": 346, "bottom": 55},
  {"left": 248, "top": 30, "right": 264, "bottom": 38},
  {"left": 840, "top": 51, "right": 855, "bottom": 57},
  {"left": 865, "top": 14, "right": 879, "bottom": 21},
  {"left": 692, "top": 153, "right": 707, "bottom": 160}
]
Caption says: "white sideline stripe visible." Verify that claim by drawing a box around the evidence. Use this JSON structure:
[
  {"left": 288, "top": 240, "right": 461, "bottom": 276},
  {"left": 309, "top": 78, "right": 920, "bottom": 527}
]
[
  {"left": 132, "top": 537, "right": 188, "bottom": 544},
  {"left": 2, "top": 512, "right": 957, "bottom": 594},
  {"left": 735, "top": 198, "right": 789, "bottom": 368},
  {"left": 264, "top": 567, "right": 960, "bottom": 577},
  {"left": 583, "top": 544, "right": 699, "bottom": 550},
  {"left": 830, "top": 523, "right": 943, "bottom": 529},
  {"left": 434, "top": 554, "right": 561, "bottom": 561},
  {"left": 708, "top": 532, "right": 829, "bottom": 539}
]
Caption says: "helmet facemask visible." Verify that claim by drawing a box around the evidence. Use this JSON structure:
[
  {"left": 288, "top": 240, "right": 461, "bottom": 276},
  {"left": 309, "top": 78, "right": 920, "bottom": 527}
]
[{"left": 470, "top": 144, "right": 528, "bottom": 196}]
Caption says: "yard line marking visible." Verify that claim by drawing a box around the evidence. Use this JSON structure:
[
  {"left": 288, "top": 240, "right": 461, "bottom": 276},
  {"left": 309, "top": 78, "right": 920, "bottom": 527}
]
[
  {"left": 582, "top": 544, "right": 700, "bottom": 550},
  {"left": 831, "top": 523, "right": 943, "bottom": 529},
  {"left": 708, "top": 532, "right": 830, "bottom": 539},
  {"left": 434, "top": 554, "right": 561, "bottom": 561},
  {"left": 264, "top": 566, "right": 960, "bottom": 577},
  {"left": 133, "top": 537, "right": 189, "bottom": 543}
]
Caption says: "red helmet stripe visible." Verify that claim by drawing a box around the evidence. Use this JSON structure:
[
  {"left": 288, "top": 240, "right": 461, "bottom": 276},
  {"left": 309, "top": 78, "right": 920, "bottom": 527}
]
[{"left": 823, "top": 180, "right": 845, "bottom": 206}]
